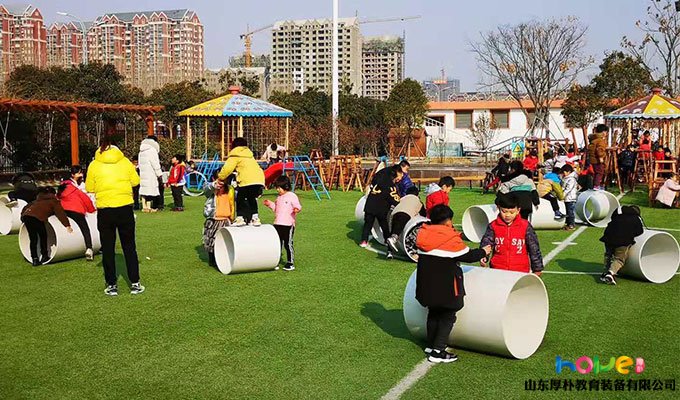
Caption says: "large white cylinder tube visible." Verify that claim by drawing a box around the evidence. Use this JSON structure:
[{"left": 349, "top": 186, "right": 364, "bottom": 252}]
[
  {"left": 0, "top": 196, "right": 27, "bottom": 235},
  {"left": 403, "top": 266, "right": 549, "bottom": 359},
  {"left": 19, "top": 213, "right": 101, "bottom": 263},
  {"left": 618, "top": 230, "right": 680, "bottom": 284},
  {"left": 528, "top": 198, "right": 567, "bottom": 230},
  {"left": 395, "top": 216, "right": 430, "bottom": 262},
  {"left": 575, "top": 190, "right": 620, "bottom": 227},
  {"left": 214, "top": 225, "right": 281, "bottom": 275},
  {"left": 461, "top": 204, "right": 497, "bottom": 243},
  {"left": 355, "top": 195, "right": 366, "bottom": 222}
]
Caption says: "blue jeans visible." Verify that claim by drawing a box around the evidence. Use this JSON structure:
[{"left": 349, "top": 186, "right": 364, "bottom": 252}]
[{"left": 565, "top": 202, "right": 576, "bottom": 226}]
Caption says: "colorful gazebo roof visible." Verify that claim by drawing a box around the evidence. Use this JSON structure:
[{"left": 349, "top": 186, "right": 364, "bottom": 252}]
[
  {"left": 607, "top": 89, "right": 680, "bottom": 119},
  {"left": 178, "top": 88, "right": 293, "bottom": 118}
]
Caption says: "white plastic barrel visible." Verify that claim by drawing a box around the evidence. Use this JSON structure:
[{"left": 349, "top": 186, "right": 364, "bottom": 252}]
[
  {"left": 0, "top": 196, "right": 27, "bottom": 235},
  {"left": 395, "top": 216, "right": 430, "bottom": 262},
  {"left": 575, "top": 190, "right": 620, "bottom": 227},
  {"left": 529, "top": 198, "right": 567, "bottom": 230},
  {"left": 403, "top": 266, "right": 549, "bottom": 359},
  {"left": 355, "top": 195, "right": 366, "bottom": 222},
  {"left": 461, "top": 204, "right": 497, "bottom": 243},
  {"left": 214, "top": 225, "right": 281, "bottom": 274},
  {"left": 618, "top": 230, "right": 680, "bottom": 284},
  {"left": 19, "top": 213, "right": 101, "bottom": 263}
]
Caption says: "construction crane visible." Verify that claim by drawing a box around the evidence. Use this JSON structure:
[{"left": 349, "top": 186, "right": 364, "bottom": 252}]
[
  {"left": 358, "top": 15, "right": 421, "bottom": 25},
  {"left": 240, "top": 24, "right": 273, "bottom": 67}
]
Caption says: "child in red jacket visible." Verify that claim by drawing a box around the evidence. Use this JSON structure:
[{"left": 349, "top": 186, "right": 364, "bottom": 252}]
[
  {"left": 479, "top": 193, "right": 544, "bottom": 275},
  {"left": 425, "top": 176, "right": 454, "bottom": 218},
  {"left": 167, "top": 154, "right": 186, "bottom": 211},
  {"left": 57, "top": 165, "right": 96, "bottom": 260}
]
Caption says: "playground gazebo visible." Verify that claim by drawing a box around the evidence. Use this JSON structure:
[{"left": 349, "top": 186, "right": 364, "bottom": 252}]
[{"left": 178, "top": 87, "right": 293, "bottom": 161}]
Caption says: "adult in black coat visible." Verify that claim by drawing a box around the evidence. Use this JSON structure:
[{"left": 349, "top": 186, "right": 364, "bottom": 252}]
[{"left": 360, "top": 165, "right": 403, "bottom": 250}]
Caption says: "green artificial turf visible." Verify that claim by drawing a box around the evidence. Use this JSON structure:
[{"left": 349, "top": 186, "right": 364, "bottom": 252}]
[{"left": 0, "top": 188, "right": 678, "bottom": 399}]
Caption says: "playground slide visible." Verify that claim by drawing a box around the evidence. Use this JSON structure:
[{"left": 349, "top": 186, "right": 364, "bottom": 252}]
[{"left": 264, "top": 162, "right": 294, "bottom": 187}]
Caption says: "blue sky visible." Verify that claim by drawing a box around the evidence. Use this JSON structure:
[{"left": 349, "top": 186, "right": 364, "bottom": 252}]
[{"left": 32, "top": 0, "right": 649, "bottom": 90}]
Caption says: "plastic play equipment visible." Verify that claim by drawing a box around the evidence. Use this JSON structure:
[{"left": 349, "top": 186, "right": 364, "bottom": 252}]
[
  {"left": 0, "top": 196, "right": 27, "bottom": 235},
  {"left": 18, "top": 214, "right": 101, "bottom": 263},
  {"left": 264, "top": 162, "right": 294, "bottom": 187},
  {"left": 213, "top": 225, "right": 281, "bottom": 274},
  {"left": 403, "top": 266, "right": 549, "bottom": 359},
  {"left": 394, "top": 216, "right": 430, "bottom": 262},
  {"left": 462, "top": 198, "right": 566, "bottom": 243},
  {"left": 184, "top": 152, "right": 223, "bottom": 197},
  {"left": 618, "top": 229, "right": 680, "bottom": 284},
  {"left": 575, "top": 189, "right": 620, "bottom": 227}
]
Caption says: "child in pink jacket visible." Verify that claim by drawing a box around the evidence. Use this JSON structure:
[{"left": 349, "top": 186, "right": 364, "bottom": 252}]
[{"left": 263, "top": 175, "right": 302, "bottom": 271}]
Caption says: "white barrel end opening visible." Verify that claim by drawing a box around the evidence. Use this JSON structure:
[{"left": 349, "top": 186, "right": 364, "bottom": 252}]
[
  {"left": 462, "top": 205, "right": 497, "bottom": 243},
  {"left": 621, "top": 230, "right": 680, "bottom": 284},
  {"left": 575, "top": 190, "right": 620, "bottom": 227}
]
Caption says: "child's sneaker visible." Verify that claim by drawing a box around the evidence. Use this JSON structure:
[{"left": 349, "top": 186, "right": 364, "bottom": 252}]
[
  {"left": 104, "top": 285, "right": 118, "bottom": 296},
  {"left": 283, "top": 264, "right": 295, "bottom": 271},
  {"left": 359, "top": 241, "right": 369, "bottom": 248},
  {"left": 386, "top": 251, "right": 394, "bottom": 260},
  {"left": 85, "top": 248, "right": 94, "bottom": 261},
  {"left": 554, "top": 211, "right": 565, "bottom": 220},
  {"left": 386, "top": 234, "right": 399, "bottom": 253},
  {"left": 563, "top": 225, "right": 575, "bottom": 231},
  {"left": 31, "top": 257, "right": 40, "bottom": 267},
  {"left": 427, "top": 349, "right": 458, "bottom": 364},
  {"left": 274, "top": 266, "right": 280, "bottom": 270},
  {"left": 249, "top": 216, "right": 261, "bottom": 226},
  {"left": 39, "top": 256, "right": 50, "bottom": 265},
  {"left": 600, "top": 272, "right": 616, "bottom": 285},
  {"left": 130, "top": 282, "right": 145, "bottom": 295},
  {"left": 233, "top": 216, "right": 246, "bottom": 226}
]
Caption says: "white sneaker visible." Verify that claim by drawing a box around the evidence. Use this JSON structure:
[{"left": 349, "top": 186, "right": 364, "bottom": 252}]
[
  {"left": 233, "top": 216, "right": 246, "bottom": 226},
  {"left": 249, "top": 216, "right": 261, "bottom": 226},
  {"left": 130, "top": 282, "right": 145, "bottom": 295},
  {"left": 85, "top": 248, "right": 94, "bottom": 261},
  {"left": 386, "top": 235, "right": 399, "bottom": 253}
]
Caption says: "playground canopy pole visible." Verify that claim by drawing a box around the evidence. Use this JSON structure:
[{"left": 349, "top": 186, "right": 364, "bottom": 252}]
[
  {"left": 204, "top": 119, "right": 208, "bottom": 154},
  {"left": 146, "top": 114, "right": 154, "bottom": 137},
  {"left": 285, "top": 118, "right": 290, "bottom": 149},
  {"left": 238, "top": 116, "right": 244, "bottom": 138},
  {"left": 221, "top": 119, "right": 225, "bottom": 160},
  {"left": 69, "top": 112, "right": 79, "bottom": 165},
  {"left": 186, "top": 117, "right": 192, "bottom": 161}
]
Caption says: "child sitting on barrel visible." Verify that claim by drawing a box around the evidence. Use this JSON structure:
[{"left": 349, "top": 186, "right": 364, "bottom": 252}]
[
  {"left": 479, "top": 193, "right": 544, "bottom": 275},
  {"left": 386, "top": 186, "right": 426, "bottom": 254},
  {"left": 425, "top": 176, "right": 454, "bottom": 218},
  {"left": 536, "top": 173, "right": 565, "bottom": 220},
  {"left": 599, "top": 205, "right": 644, "bottom": 285},
  {"left": 415, "top": 204, "right": 491, "bottom": 363},
  {"left": 203, "top": 171, "right": 235, "bottom": 268}
]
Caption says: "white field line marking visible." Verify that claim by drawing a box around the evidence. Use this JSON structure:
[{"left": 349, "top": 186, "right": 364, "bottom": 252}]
[
  {"left": 647, "top": 227, "right": 680, "bottom": 232},
  {"left": 380, "top": 360, "right": 433, "bottom": 400},
  {"left": 379, "top": 192, "right": 627, "bottom": 399}
]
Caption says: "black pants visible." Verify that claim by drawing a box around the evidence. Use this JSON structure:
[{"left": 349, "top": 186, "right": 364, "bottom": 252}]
[
  {"left": 65, "top": 210, "right": 92, "bottom": 249},
  {"left": 520, "top": 207, "right": 532, "bottom": 220},
  {"left": 390, "top": 212, "right": 411, "bottom": 237},
  {"left": 171, "top": 186, "right": 184, "bottom": 208},
  {"left": 22, "top": 215, "right": 48, "bottom": 260},
  {"left": 543, "top": 194, "right": 560, "bottom": 212},
  {"left": 274, "top": 224, "right": 295, "bottom": 266},
  {"left": 97, "top": 205, "right": 140, "bottom": 286},
  {"left": 361, "top": 211, "right": 390, "bottom": 243},
  {"left": 154, "top": 182, "right": 165, "bottom": 210},
  {"left": 132, "top": 185, "right": 140, "bottom": 210},
  {"left": 236, "top": 185, "right": 264, "bottom": 222},
  {"left": 427, "top": 307, "right": 458, "bottom": 351}
]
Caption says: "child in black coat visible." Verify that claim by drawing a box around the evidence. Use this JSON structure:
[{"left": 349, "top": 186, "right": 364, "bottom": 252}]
[
  {"left": 360, "top": 165, "right": 403, "bottom": 253},
  {"left": 415, "top": 205, "right": 491, "bottom": 363},
  {"left": 599, "top": 205, "right": 644, "bottom": 285}
]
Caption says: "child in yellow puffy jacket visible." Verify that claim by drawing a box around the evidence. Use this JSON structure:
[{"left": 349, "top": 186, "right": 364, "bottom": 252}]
[
  {"left": 218, "top": 137, "right": 265, "bottom": 226},
  {"left": 203, "top": 171, "right": 236, "bottom": 267},
  {"left": 537, "top": 174, "right": 565, "bottom": 220}
]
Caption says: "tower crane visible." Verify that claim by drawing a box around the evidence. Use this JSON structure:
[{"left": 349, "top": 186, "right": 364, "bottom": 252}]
[{"left": 240, "top": 24, "right": 273, "bottom": 67}]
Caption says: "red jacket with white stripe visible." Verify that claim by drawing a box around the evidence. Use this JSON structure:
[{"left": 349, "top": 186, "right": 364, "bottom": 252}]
[
  {"left": 480, "top": 215, "right": 544, "bottom": 273},
  {"left": 168, "top": 162, "right": 186, "bottom": 186},
  {"left": 58, "top": 180, "right": 95, "bottom": 215}
]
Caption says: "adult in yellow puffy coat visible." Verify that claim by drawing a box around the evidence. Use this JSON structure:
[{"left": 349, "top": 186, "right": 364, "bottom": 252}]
[
  {"left": 217, "top": 137, "right": 265, "bottom": 226},
  {"left": 85, "top": 138, "right": 144, "bottom": 297}
]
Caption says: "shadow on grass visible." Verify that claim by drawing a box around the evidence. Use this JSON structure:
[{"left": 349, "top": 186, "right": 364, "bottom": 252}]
[
  {"left": 194, "top": 244, "right": 224, "bottom": 272},
  {"left": 346, "top": 220, "right": 362, "bottom": 243},
  {"left": 556, "top": 258, "right": 603, "bottom": 283},
  {"left": 361, "top": 302, "right": 421, "bottom": 346},
  {"left": 97, "top": 254, "right": 132, "bottom": 287}
]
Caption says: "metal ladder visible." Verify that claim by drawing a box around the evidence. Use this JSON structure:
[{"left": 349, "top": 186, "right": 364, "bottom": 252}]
[{"left": 284, "top": 155, "right": 331, "bottom": 200}]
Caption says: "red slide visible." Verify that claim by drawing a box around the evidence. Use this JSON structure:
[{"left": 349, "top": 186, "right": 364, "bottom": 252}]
[{"left": 264, "top": 162, "right": 294, "bottom": 187}]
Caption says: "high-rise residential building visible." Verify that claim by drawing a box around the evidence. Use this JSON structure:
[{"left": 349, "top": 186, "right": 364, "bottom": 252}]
[
  {"left": 203, "top": 67, "right": 265, "bottom": 97},
  {"left": 422, "top": 74, "right": 461, "bottom": 102},
  {"left": 270, "top": 17, "right": 361, "bottom": 95},
  {"left": 361, "top": 35, "right": 404, "bottom": 100},
  {"left": 88, "top": 9, "right": 204, "bottom": 92},
  {"left": 0, "top": 4, "right": 47, "bottom": 85},
  {"left": 46, "top": 22, "right": 88, "bottom": 68}
]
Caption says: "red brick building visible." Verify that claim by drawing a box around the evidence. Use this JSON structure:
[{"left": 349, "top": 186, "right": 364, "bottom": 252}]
[{"left": 0, "top": 4, "right": 47, "bottom": 85}]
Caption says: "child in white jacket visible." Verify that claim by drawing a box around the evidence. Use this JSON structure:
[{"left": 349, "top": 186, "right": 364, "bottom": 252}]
[
  {"left": 656, "top": 173, "right": 680, "bottom": 208},
  {"left": 560, "top": 164, "right": 579, "bottom": 230}
]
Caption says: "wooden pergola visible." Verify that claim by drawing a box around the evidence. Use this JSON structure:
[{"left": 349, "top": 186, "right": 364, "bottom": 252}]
[{"left": 0, "top": 98, "right": 163, "bottom": 165}]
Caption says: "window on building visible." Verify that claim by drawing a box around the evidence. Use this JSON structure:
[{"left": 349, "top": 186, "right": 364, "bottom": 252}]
[
  {"left": 491, "top": 110, "right": 509, "bottom": 129},
  {"left": 455, "top": 111, "right": 473, "bottom": 129},
  {"left": 526, "top": 109, "right": 549, "bottom": 129}
]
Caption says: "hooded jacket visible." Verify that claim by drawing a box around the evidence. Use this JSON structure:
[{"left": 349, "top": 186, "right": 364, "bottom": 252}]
[
  {"left": 364, "top": 168, "right": 400, "bottom": 216},
  {"left": 655, "top": 178, "right": 680, "bottom": 207},
  {"left": 480, "top": 215, "right": 543, "bottom": 273},
  {"left": 58, "top": 179, "right": 96, "bottom": 215},
  {"left": 218, "top": 146, "right": 265, "bottom": 187},
  {"left": 415, "top": 224, "right": 486, "bottom": 309},
  {"left": 561, "top": 171, "right": 579, "bottom": 202},
  {"left": 8, "top": 173, "right": 38, "bottom": 203},
  {"left": 168, "top": 162, "right": 186, "bottom": 186},
  {"left": 138, "top": 138, "right": 162, "bottom": 196},
  {"left": 600, "top": 206, "right": 644, "bottom": 247},
  {"left": 85, "top": 146, "right": 140, "bottom": 208},
  {"left": 498, "top": 171, "right": 540, "bottom": 212},
  {"left": 21, "top": 192, "right": 70, "bottom": 227},
  {"left": 588, "top": 133, "right": 607, "bottom": 165}
]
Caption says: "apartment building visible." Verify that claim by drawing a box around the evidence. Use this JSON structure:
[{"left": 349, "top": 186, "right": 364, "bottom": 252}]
[
  {"left": 46, "top": 22, "right": 87, "bottom": 68},
  {"left": 270, "top": 17, "right": 361, "bottom": 95},
  {"left": 0, "top": 4, "right": 47, "bottom": 85},
  {"left": 361, "top": 35, "right": 403, "bottom": 100}
]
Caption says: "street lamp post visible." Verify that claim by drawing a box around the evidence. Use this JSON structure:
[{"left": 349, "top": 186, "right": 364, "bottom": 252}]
[
  {"left": 57, "top": 12, "right": 88, "bottom": 65},
  {"left": 331, "top": 0, "right": 339, "bottom": 156}
]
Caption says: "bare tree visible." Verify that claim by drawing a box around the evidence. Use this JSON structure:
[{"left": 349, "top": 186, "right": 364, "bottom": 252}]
[
  {"left": 466, "top": 113, "right": 497, "bottom": 154},
  {"left": 622, "top": 0, "right": 680, "bottom": 96},
  {"left": 470, "top": 17, "right": 592, "bottom": 138}
]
